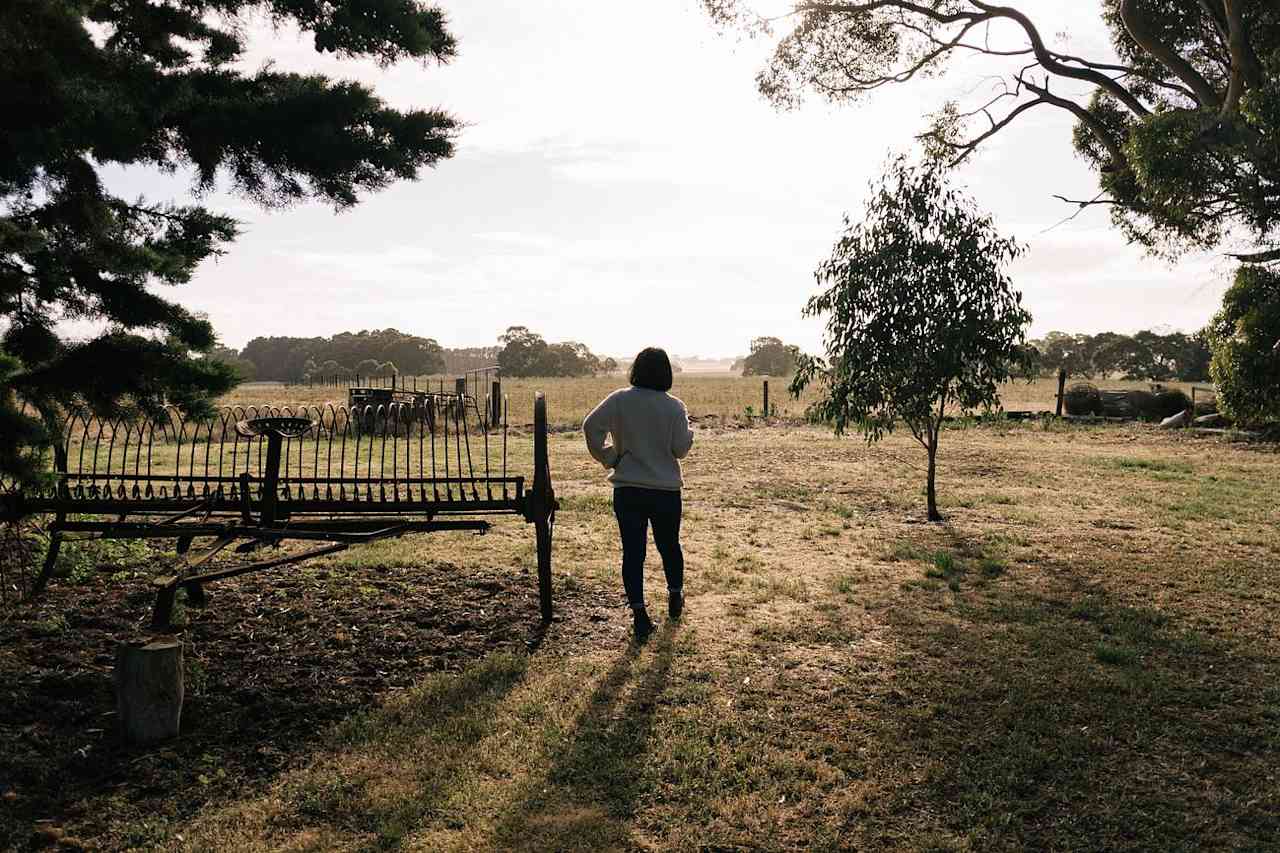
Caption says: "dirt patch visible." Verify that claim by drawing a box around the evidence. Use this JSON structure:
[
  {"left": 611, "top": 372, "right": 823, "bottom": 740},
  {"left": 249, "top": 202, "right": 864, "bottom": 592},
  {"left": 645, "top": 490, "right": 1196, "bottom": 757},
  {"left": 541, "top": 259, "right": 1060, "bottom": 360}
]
[{"left": 0, "top": 560, "right": 618, "bottom": 851}]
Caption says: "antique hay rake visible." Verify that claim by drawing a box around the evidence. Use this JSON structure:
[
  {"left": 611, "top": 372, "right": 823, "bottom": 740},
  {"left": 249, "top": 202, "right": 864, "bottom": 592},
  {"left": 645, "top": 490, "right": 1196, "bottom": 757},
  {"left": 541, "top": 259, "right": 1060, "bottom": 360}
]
[{"left": 0, "top": 391, "right": 557, "bottom": 629}]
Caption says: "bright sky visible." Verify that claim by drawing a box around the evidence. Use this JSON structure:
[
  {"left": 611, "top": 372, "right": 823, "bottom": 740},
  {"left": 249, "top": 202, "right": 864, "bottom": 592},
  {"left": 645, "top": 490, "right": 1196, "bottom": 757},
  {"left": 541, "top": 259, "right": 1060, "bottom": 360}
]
[{"left": 113, "top": 0, "right": 1233, "bottom": 358}]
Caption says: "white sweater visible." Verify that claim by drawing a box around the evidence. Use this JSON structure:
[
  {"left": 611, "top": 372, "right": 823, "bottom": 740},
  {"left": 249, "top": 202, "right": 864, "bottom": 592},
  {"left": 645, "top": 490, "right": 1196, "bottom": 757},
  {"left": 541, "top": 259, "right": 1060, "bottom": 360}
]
[{"left": 583, "top": 387, "right": 694, "bottom": 491}]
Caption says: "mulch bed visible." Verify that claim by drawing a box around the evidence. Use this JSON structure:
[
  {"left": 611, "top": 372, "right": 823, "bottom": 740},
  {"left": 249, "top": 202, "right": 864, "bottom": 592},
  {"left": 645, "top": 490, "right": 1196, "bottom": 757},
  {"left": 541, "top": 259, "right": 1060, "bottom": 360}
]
[{"left": 0, "top": 558, "right": 621, "bottom": 850}]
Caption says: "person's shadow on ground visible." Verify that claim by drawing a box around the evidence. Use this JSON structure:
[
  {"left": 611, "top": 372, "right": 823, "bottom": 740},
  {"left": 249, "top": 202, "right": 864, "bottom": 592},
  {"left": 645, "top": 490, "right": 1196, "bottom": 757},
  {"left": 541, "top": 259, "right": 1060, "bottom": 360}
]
[{"left": 489, "top": 621, "right": 681, "bottom": 851}]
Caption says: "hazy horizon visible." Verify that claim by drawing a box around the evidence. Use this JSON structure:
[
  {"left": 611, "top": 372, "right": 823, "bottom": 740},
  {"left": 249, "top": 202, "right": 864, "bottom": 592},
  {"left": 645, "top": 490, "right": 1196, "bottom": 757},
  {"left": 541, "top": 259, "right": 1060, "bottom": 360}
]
[{"left": 102, "top": 1, "right": 1234, "bottom": 358}]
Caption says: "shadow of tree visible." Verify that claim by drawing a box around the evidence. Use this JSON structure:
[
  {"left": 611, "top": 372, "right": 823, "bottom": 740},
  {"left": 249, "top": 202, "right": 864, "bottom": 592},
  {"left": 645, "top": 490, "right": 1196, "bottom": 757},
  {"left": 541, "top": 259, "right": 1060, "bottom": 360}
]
[
  {"left": 488, "top": 624, "right": 680, "bottom": 851},
  {"left": 210, "top": 652, "right": 531, "bottom": 849},
  {"left": 832, "top": 564, "right": 1280, "bottom": 850}
]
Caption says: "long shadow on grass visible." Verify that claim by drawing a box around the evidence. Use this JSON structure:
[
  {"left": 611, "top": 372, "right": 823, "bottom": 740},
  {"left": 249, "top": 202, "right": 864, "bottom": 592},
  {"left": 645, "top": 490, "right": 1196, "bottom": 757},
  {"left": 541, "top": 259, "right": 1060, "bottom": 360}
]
[
  {"left": 0, "top": 557, "right": 603, "bottom": 851},
  {"left": 270, "top": 651, "right": 529, "bottom": 847},
  {"left": 832, "top": 566, "right": 1280, "bottom": 851},
  {"left": 487, "top": 624, "right": 679, "bottom": 851}
]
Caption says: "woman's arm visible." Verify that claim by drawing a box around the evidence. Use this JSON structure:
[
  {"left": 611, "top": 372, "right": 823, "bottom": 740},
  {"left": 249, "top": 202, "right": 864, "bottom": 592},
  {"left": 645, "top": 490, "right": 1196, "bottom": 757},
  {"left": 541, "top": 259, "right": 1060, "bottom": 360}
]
[
  {"left": 583, "top": 393, "right": 620, "bottom": 468},
  {"left": 672, "top": 400, "right": 694, "bottom": 460}
]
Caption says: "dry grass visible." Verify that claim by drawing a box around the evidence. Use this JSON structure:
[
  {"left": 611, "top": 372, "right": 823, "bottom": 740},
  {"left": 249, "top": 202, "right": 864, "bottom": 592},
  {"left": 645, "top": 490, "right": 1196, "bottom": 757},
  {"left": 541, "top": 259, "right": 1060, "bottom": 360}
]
[
  {"left": 148, "top": 419, "right": 1280, "bottom": 852},
  {"left": 220, "top": 376, "right": 1208, "bottom": 428}
]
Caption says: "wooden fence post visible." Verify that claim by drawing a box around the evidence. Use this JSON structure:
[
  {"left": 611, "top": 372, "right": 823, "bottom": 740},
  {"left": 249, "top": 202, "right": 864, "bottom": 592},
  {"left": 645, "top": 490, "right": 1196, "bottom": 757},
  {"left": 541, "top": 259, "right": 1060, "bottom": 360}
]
[
  {"left": 491, "top": 379, "right": 501, "bottom": 427},
  {"left": 1055, "top": 368, "right": 1067, "bottom": 416},
  {"left": 763, "top": 380, "right": 769, "bottom": 418}
]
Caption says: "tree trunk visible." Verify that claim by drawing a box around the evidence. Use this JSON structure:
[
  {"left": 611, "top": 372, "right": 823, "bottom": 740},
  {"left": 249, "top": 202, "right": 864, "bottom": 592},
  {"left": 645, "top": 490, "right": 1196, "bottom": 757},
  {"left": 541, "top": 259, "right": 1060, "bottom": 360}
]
[
  {"left": 926, "top": 439, "right": 942, "bottom": 522},
  {"left": 114, "top": 638, "right": 184, "bottom": 744}
]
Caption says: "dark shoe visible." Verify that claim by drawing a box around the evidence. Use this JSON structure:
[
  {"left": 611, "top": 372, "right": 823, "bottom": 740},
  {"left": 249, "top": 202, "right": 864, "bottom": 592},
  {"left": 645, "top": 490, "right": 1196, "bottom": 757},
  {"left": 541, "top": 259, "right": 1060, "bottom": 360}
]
[
  {"left": 668, "top": 590, "right": 683, "bottom": 621},
  {"left": 632, "top": 608, "right": 655, "bottom": 643}
]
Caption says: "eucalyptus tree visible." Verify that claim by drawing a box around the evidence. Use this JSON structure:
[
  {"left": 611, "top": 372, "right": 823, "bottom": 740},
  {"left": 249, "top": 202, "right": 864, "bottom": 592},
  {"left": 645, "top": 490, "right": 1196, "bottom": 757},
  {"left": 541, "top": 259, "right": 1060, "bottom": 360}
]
[
  {"left": 0, "top": 0, "right": 458, "bottom": 485},
  {"left": 706, "top": 1, "right": 1280, "bottom": 263},
  {"left": 791, "top": 158, "right": 1032, "bottom": 521},
  {"left": 1206, "top": 265, "right": 1280, "bottom": 425}
]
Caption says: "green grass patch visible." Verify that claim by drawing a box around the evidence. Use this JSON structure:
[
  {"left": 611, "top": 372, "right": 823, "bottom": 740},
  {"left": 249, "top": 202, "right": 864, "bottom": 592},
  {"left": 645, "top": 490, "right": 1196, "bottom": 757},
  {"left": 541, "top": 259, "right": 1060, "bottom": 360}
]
[
  {"left": 557, "top": 493, "right": 613, "bottom": 515},
  {"left": 1094, "top": 642, "right": 1139, "bottom": 666},
  {"left": 1096, "top": 456, "right": 1195, "bottom": 476}
]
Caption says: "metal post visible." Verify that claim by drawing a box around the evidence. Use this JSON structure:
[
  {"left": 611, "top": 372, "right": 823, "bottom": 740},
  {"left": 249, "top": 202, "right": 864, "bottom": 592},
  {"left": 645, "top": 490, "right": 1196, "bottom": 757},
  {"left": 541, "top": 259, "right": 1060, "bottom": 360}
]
[
  {"left": 491, "top": 379, "right": 501, "bottom": 427},
  {"left": 261, "top": 432, "right": 283, "bottom": 528},
  {"left": 1055, "top": 368, "right": 1067, "bottom": 417},
  {"left": 455, "top": 377, "right": 466, "bottom": 398},
  {"left": 532, "top": 392, "right": 553, "bottom": 623}
]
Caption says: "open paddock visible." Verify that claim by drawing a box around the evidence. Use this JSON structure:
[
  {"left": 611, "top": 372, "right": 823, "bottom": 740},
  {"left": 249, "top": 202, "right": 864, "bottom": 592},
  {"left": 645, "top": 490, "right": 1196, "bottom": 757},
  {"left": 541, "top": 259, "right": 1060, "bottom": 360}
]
[
  {"left": 223, "top": 375, "right": 1208, "bottom": 428},
  {"left": 3, "top": 418, "right": 1276, "bottom": 850}
]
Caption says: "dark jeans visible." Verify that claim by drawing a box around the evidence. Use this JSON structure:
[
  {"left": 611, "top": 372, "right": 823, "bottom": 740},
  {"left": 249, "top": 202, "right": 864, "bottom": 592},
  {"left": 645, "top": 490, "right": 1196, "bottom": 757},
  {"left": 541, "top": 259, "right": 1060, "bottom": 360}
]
[{"left": 613, "top": 486, "right": 683, "bottom": 609}]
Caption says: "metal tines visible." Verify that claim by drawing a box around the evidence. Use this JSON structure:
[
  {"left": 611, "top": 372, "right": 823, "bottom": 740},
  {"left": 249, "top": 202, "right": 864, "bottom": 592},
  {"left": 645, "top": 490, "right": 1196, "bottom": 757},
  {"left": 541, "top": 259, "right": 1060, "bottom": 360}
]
[{"left": 41, "top": 398, "right": 513, "bottom": 509}]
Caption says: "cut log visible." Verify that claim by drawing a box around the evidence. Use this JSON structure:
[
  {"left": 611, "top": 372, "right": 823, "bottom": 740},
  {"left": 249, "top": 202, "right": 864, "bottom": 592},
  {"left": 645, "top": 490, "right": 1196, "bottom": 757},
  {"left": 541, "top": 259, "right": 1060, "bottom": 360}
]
[
  {"left": 1158, "top": 409, "right": 1191, "bottom": 429},
  {"left": 114, "top": 638, "right": 183, "bottom": 744},
  {"left": 1194, "top": 412, "right": 1228, "bottom": 428}
]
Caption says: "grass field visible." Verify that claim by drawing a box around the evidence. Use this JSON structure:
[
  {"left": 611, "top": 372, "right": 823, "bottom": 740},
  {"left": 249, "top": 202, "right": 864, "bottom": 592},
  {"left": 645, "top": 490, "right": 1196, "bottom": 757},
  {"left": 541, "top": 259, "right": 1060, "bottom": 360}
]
[
  {"left": 223, "top": 374, "right": 1211, "bottom": 427},
  {"left": 4, "top": 413, "right": 1277, "bottom": 851}
]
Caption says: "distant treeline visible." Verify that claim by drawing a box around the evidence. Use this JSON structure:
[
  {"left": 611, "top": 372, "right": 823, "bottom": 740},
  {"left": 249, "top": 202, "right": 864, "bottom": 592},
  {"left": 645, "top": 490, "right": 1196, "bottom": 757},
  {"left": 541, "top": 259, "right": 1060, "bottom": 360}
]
[
  {"left": 216, "top": 329, "right": 452, "bottom": 383},
  {"left": 215, "top": 327, "right": 613, "bottom": 383},
  {"left": 722, "top": 331, "right": 1211, "bottom": 383},
  {"left": 496, "top": 327, "right": 615, "bottom": 378},
  {"left": 1025, "top": 330, "right": 1210, "bottom": 381},
  {"left": 442, "top": 346, "right": 501, "bottom": 375}
]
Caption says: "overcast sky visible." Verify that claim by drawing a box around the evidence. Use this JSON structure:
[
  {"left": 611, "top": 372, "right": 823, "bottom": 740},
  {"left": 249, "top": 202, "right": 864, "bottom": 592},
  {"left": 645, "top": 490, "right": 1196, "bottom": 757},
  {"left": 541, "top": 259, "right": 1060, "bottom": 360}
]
[{"left": 114, "top": 0, "right": 1233, "bottom": 358}]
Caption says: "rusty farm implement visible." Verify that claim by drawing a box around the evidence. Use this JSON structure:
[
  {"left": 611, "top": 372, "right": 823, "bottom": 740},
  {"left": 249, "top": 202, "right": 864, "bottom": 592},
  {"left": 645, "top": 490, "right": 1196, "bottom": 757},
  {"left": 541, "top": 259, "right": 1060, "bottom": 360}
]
[{"left": 0, "top": 390, "right": 557, "bottom": 629}]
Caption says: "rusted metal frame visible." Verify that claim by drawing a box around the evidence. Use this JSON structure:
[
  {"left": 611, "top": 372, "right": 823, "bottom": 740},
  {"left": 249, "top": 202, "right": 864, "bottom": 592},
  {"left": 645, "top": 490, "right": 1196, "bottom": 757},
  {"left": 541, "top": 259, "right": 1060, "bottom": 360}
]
[
  {"left": 444, "top": 395, "right": 454, "bottom": 500},
  {"left": 379, "top": 404, "right": 392, "bottom": 503},
  {"left": 175, "top": 530, "right": 238, "bottom": 607},
  {"left": 429, "top": 395, "right": 440, "bottom": 503},
  {"left": 459, "top": 395, "right": 480, "bottom": 501},
  {"left": 53, "top": 520, "right": 239, "bottom": 538},
  {"left": 453, "top": 390, "right": 467, "bottom": 501},
  {"left": 22, "top": 487, "right": 525, "bottom": 517},
  {"left": 418, "top": 400, "right": 427, "bottom": 504},
  {"left": 31, "top": 442, "right": 70, "bottom": 596},
  {"left": 172, "top": 407, "right": 184, "bottom": 499},
  {"left": 51, "top": 518, "right": 491, "bottom": 541},
  {"left": 151, "top": 542, "right": 349, "bottom": 629},
  {"left": 53, "top": 472, "right": 530, "bottom": 486},
  {"left": 502, "top": 395, "right": 509, "bottom": 501},
  {"left": 527, "top": 393, "right": 556, "bottom": 623},
  {"left": 102, "top": 416, "right": 119, "bottom": 499},
  {"left": 155, "top": 499, "right": 214, "bottom": 526},
  {"left": 25, "top": 396, "right": 542, "bottom": 609},
  {"left": 483, "top": 391, "right": 492, "bottom": 501}
]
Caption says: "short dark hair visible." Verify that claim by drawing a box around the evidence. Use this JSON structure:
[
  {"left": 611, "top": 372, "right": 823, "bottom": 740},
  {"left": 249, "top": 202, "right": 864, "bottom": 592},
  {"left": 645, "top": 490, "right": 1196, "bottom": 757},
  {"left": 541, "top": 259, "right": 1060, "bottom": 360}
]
[{"left": 629, "top": 347, "right": 673, "bottom": 392}]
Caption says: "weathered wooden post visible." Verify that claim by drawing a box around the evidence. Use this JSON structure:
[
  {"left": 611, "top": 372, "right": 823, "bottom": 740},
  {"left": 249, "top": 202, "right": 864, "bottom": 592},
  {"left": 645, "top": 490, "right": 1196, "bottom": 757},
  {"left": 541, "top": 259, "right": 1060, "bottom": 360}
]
[
  {"left": 115, "top": 637, "right": 183, "bottom": 743},
  {"left": 763, "top": 380, "right": 769, "bottom": 418},
  {"left": 491, "top": 379, "right": 501, "bottom": 427},
  {"left": 1055, "top": 368, "right": 1067, "bottom": 417}
]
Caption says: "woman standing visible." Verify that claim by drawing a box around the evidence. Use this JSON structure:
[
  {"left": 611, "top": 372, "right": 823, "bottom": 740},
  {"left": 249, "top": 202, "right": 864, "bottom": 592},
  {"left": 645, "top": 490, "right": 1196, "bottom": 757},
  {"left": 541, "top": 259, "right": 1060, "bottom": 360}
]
[{"left": 583, "top": 347, "right": 694, "bottom": 642}]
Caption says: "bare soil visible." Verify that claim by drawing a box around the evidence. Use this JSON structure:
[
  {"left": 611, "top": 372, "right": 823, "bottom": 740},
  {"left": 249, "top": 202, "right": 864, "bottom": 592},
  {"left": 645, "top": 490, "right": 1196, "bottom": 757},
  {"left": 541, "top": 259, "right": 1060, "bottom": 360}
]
[{"left": 0, "top": 558, "right": 617, "bottom": 851}]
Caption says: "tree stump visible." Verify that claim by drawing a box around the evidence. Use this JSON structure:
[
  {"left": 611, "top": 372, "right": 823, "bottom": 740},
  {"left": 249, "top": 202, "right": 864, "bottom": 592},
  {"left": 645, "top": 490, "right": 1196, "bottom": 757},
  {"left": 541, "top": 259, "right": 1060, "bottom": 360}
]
[{"left": 114, "top": 638, "right": 183, "bottom": 744}]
